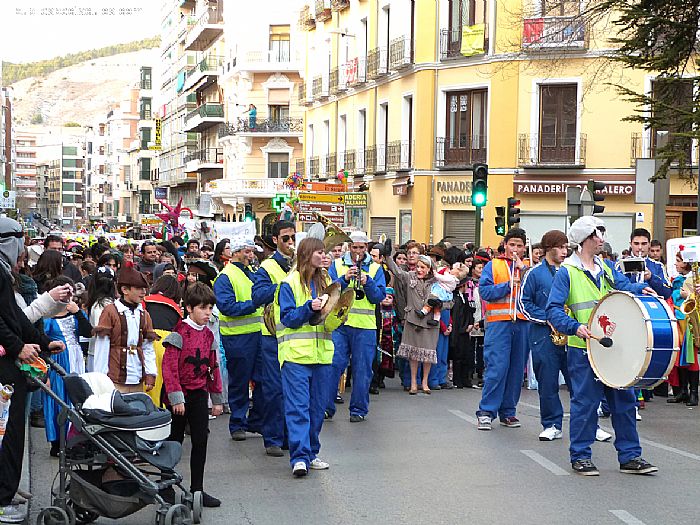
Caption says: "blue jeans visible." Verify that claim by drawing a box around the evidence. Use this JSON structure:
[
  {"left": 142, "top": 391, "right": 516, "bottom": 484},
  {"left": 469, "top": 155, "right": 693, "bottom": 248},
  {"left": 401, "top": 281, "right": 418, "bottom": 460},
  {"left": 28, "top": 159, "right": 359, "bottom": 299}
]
[
  {"left": 477, "top": 320, "right": 527, "bottom": 419},
  {"left": 530, "top": 324, "right": 570, "bottom": 430},
  {"left": 281, "top": 362, "right": 330, "bottom": 468},
  {"left": 567, "top": 345, "right": 642, "bottom": 464}
]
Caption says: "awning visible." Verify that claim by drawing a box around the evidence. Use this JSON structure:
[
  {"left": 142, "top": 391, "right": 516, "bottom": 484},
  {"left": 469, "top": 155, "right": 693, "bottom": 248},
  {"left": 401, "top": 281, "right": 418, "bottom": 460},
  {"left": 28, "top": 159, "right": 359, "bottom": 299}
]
[{"left": 392, "top": 177, "right": 411, "bottom": 196}]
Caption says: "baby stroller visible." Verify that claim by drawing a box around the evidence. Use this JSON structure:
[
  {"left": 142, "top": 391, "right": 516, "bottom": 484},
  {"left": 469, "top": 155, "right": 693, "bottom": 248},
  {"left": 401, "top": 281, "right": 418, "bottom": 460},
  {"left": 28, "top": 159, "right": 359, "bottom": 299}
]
[{"left": 25, "top": 357, "right": 204, "bottom": 525}]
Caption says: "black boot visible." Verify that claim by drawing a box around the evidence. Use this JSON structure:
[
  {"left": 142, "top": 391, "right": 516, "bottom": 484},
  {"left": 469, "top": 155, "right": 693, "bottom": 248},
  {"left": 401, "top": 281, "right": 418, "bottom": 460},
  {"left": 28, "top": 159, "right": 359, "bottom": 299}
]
[
  {"left": 686, "top": 371, "right": 698, "bottom": 407},
  {"left": 668, "top": 368, "right": 689, "bottom": 403}
]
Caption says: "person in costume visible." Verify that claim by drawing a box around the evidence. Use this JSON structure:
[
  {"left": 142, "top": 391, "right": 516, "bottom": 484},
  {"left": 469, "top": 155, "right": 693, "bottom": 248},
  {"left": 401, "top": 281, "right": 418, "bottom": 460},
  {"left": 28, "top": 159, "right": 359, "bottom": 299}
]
[
  {"left": 276, "top": 237, "right": 333, "bottom": 477},
  {"left": 547, "top": 216, "right": 657, "bottom": 476},
  {"left": 251, "top": 220, "right": 296, "bottom": 457},
  {"left": 671, "top": 255, "right": 700, "bottom": 406},
  {"left": 325, "top": 231, "right": 386, "bottom": 422}
]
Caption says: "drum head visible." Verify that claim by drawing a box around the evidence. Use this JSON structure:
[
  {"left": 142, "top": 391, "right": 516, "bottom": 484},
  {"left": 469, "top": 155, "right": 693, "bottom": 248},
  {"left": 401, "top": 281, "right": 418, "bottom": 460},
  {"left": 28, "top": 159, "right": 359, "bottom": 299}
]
[{"left": 588, "top": 292, "right": 649, "bottom": 388}]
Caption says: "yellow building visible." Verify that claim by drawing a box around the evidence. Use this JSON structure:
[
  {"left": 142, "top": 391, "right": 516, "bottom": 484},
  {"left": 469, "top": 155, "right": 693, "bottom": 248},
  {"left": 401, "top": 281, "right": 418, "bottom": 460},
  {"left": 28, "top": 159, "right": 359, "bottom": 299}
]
[{"left": 298, "top": 0, "right": 697, "bottom": 253}]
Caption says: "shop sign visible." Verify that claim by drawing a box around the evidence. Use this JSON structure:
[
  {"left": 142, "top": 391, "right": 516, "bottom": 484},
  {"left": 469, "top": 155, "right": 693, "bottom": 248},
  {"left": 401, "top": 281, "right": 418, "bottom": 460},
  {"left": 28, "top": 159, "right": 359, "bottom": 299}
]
[
  {"left": 154, "top": 187, "right": 167, "bottom": 200},
  {"left": 344, "top": 193, "right": 368, "bottom": 208},
  {"left": 513, "top": 181, "right": 635, "bottom": 195},
  {"left": 149, "top": 118, "right": 162, "bottom": 150},
  {"left": 436, "top": 180, "right": 472, "bottom": 206}
]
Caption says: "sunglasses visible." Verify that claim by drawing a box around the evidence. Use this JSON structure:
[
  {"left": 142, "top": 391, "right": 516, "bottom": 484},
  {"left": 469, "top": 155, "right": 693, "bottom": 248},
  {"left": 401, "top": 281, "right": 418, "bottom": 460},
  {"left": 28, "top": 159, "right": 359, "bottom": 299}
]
[
  {"left": 281, "top": 234, "right": 296, "bottom": 243},
  {"left": 0, "top": 231, "right": 23, "bottom": 239}
]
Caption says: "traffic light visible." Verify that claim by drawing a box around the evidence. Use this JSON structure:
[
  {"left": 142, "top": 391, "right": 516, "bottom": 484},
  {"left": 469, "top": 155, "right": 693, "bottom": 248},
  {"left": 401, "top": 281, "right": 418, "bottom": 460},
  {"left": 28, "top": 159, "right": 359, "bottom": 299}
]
[
  {"left": 587, "top": 179, "right": 605, "bottom": 215},
  {"left": 471, "top": 163, "right": 488, "bottom": 207},
  {"left": 244, "top": 203, "right": 254, "bottom": 222},
  {"left": 495, "top": 206, "right": 506, "bottom": 235},
  {"left": 507, "top": 197, "right": 521, "bottom": 229}
]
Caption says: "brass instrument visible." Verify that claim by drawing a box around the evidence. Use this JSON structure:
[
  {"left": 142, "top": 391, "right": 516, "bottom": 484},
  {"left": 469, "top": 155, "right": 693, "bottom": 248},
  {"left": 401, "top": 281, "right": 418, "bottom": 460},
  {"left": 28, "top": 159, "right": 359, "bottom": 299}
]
[
  {"left": 681, "top": 262, "right": 700, "bottom": 346},
  {"left": 353, "top": 252, "right": 366, "bottom": 300},
  {"left": 550, "top": 306, "right": 571, "bottom": 346},
  {"left": 508, "top": 252, "right": 522, "bottom": 322},
  {"left": 263, "top": 303, "right": 277, "bottom": 336},
  {"left": 314, "top": 213, "right": 352, "bottom": 252}
]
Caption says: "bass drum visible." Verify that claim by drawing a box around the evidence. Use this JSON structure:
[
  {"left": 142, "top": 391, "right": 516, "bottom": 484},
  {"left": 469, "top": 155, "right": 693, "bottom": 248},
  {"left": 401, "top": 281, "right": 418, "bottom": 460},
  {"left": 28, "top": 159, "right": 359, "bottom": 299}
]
[{"left": 587, "top": 291, "right": 679, "bottom": 389}]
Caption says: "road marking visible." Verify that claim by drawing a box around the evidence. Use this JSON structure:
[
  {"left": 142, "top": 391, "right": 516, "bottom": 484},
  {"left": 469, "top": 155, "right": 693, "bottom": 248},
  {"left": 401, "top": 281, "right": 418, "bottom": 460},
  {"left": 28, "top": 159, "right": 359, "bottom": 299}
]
[
  {"left": 519, "top": 401, "right": 569, "bottom": 417},
  {"left": 448, "top": 409, "right": 477, "bottom": 426},
  {"left": 598, "top": 425, "right": 700, "bottom": 462},
  {"left": 609, "top": 510, "right": 646, "bottom": 525},
  {"left": 520, "top": 450, "right": 570, "bottom": 476}
]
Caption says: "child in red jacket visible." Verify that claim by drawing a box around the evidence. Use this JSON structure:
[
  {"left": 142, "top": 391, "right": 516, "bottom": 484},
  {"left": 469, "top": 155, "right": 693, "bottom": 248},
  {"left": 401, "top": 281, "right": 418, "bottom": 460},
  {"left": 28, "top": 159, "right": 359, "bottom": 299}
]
[{"left": 162, "top": 282, "right": 223, "bottom": 508}]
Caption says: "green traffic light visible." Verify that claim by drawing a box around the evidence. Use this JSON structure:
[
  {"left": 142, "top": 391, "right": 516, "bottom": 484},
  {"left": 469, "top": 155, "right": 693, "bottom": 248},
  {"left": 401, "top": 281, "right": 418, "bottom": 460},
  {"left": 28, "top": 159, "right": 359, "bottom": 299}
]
[{"left": 472, "top": 192, "right": 486, "bottom": 206}]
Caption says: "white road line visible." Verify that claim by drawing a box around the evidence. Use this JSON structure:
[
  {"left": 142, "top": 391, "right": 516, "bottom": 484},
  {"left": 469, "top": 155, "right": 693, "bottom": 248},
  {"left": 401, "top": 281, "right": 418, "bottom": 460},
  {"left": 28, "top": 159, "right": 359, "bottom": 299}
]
[
  {"left": 609, "top": 510, "right": 647, "bottom": 525},
  {"left": 448, "top": 409, "right": 477, "bottom": 425},
  {"left": 518, "top": 401, "right": 540, "bottom": 410},
  {"left": 598, "top": 425, "right": 700, "bottom": 462},
  {"left": 520, "top": 450, "right": 570, "bottom": 476}
]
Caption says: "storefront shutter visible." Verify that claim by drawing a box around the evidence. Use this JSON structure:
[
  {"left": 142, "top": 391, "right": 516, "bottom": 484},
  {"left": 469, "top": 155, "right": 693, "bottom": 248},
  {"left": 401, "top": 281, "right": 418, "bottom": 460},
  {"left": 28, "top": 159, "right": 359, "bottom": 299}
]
[
  {"left": 442, "top": 210, "right": 476, "bottom": 246},
  {"left": 370, "top": 217, "right": 397, "bottom": 242}
]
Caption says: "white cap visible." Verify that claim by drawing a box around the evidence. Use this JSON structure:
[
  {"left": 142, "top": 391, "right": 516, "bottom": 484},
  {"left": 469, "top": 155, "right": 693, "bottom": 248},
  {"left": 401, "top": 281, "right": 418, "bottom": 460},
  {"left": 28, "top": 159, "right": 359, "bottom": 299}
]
[
  {"left": 349, "top": 231, "right": 370, "bottom": 244},
  {"left": 568, "top": 216, "right": 605, "bottom": 245},
  {"left": 230, "top": 236, "right": 262, "bottom": 253}
]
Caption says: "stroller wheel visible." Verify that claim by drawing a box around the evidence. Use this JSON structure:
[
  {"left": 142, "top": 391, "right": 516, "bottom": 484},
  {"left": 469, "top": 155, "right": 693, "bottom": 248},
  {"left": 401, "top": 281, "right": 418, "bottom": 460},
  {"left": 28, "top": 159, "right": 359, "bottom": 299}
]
[
  {"left": 68, "top": 500, "right": 98, "bottom": 524},
  {"left": 36, "top": 506, "right": 70, "bottom": 525},
  {"left": 164, "top": 503, "right": 191, "bottom": 525},
  {"left": 192, "top": 491, "right": 203, "bottom": 524}
]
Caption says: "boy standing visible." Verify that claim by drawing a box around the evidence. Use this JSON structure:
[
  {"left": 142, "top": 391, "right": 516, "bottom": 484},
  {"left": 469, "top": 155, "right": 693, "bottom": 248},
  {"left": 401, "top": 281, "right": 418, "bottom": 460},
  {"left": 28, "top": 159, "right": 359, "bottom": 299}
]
[
  {"left": 162, "top": 282, "right": 224, "bottom": 507},
  {"left": 93, "top": 264, "right": 158, "bottom": 393}
]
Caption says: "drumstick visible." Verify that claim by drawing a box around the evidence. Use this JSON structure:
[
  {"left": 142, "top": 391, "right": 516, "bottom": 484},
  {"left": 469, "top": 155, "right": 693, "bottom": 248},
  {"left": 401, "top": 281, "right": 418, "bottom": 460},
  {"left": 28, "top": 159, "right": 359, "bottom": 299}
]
[{"left": 590, "top": 334, "right": 613, "bottom": 348}]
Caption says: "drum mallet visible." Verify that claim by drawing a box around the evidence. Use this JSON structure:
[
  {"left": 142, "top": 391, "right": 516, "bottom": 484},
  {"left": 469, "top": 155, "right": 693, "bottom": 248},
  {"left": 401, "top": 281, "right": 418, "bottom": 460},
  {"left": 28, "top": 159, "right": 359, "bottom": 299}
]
[{"left": 589, "top": 334, "right": 613, "bottom": 348}]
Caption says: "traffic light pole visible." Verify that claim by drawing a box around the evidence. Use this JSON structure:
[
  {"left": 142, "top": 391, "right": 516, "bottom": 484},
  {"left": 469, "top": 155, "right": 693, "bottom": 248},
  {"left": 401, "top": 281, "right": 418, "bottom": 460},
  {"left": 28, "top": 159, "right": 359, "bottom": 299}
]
[{"left": 475, "top": 205, "right": 482, "bottom": 249}]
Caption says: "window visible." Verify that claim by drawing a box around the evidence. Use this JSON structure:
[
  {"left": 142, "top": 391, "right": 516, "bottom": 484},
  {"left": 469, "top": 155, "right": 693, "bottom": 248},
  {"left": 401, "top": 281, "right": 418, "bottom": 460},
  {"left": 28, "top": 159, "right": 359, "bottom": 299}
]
[
  {"left": 268, "top": 153, "right": 289, "bottom": 178},
  {"left": 140, "top": 158, "right": 151, "bottom": 180},
  {"left": 140, "top": 98, "right": 152, "bottom": 120},
  {"left": 446, "top": 0, "right": 488, "bottom": 56},
  {"left": 62, "top": 194, "right": 75, "bottom": 204},
  {"left": 140, "top": 67, "right": 152, "bottom": 90},
  {"left": 141, "top": 127, "right": 152, "bottom": 150},
  {"left": 139, "top": 191, "right": 151, "bottom": 214},
  {"left": 62, "top": 146, "right": 77, "bottom": 156},
  {"left": 443, "top": 89, "right": 487, "bottom": 165},
  {"left": 269, "top": 105, "right": 289, "bottom": 122},
  {"left": 541, "top": 0, "right": 580, "bottom": 16},
  {"left": 62, "top": 182, "right": 75, "bottom": 192},
  {"left": 538, "top": 84, "right": 577, "bottom": 163},
  {"left": 650, "top": 79, "right": 693, "bottom": 161},
  {"left": 269, "top": 25, "right": 291, "bottom": 62}
]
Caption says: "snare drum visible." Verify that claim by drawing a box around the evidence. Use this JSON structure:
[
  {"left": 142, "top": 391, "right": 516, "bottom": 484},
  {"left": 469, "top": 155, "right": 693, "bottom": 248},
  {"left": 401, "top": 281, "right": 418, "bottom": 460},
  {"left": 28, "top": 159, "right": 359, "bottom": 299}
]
[{"left": 587, "top": 291, "right": 679, "bottom": 389}]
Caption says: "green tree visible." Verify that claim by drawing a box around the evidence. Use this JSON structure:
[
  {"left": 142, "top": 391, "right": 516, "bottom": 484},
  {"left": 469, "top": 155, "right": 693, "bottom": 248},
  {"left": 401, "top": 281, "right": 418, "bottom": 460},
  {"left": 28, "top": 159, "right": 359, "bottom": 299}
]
[{"left": 30, "top": 113, "right": 43, "bottom": 124}]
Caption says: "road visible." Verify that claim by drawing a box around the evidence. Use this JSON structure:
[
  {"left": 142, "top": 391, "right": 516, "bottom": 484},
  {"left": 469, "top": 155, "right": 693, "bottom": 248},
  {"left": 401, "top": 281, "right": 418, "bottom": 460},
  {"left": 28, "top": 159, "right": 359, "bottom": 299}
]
[{"left": 28, "top": 384, "right": 699, "bottom": 525}]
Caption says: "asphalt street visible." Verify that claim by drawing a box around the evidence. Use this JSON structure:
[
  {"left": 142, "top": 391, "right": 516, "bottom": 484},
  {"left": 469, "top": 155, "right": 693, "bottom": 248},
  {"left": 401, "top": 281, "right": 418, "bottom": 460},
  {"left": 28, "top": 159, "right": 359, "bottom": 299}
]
[{"left": 28, "top": 384, "right": 699, "bottom": 525}]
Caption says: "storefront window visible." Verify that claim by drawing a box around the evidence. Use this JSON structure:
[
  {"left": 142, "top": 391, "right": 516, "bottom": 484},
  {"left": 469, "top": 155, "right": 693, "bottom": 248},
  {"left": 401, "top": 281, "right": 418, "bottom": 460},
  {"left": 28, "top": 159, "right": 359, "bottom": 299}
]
[
  {"left": 400, "top": 210, "right": 412, "bottom": 245},
  {"left": 347, "top": 208, "right": 366, "bottom": 231}
]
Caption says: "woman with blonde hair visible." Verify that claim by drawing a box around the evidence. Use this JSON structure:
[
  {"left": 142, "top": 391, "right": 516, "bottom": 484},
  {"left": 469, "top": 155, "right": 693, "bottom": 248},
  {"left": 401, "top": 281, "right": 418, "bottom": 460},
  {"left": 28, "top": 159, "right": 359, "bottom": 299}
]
[{"left": 276, "top": 237, "right": 333, "bottom": 477}]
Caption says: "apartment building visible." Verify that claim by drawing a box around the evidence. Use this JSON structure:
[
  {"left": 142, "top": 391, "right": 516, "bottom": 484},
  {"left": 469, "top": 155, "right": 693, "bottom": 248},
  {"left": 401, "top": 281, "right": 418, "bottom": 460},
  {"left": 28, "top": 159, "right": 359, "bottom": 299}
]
[
  {"left": 84, "top": 121, "right": 108, "bottom": 220},
  {"left": 210, "top": 2, "right": 304, "bottom": 227},
  {"left": 1, "top": 87, "right": 13, "bottom": 192},
  {"left": 13, "top": 130, "right": 39, "bottom": 212},
  {"left": 47, "top": 141, "right": 86, "bottom": 226},
  {"left": 299, "top": 0, "right": 696, "bottom": 250}
]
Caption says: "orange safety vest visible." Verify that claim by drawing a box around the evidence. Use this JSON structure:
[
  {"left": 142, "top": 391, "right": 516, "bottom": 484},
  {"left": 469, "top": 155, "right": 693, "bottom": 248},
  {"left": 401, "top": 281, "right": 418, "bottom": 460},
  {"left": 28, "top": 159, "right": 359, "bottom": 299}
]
[{"left": 485, "top": 257, "right": 526, "bottom": 322}]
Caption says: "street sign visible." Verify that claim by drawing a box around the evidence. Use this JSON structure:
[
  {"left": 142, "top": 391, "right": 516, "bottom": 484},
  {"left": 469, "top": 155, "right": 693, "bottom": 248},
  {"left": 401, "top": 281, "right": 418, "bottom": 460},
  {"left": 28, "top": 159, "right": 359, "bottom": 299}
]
[
  {"left": 141, "top": 217, "right": 162, "bottom": 225},
  {"left": 298, "top": 202, "right": 345, "bottom": 216},
  {"left": 298, "top": 192, "right": 345, "bottom": 204},
  {"left": 302, "top": 182, "right": 345, "bottom": 193},
  {"left": 298, "top": 213, "right": 344, "bottom": 226},
  {"left": 0, "top": 191, "right": 16, "bottom": 209}
]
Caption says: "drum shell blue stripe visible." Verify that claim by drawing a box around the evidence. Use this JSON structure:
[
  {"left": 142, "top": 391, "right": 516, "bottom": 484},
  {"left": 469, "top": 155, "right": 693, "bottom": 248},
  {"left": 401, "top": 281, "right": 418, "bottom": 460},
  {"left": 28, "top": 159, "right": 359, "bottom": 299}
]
[{"left": 636, "top": 295, "right": 676, "bottom": 388}]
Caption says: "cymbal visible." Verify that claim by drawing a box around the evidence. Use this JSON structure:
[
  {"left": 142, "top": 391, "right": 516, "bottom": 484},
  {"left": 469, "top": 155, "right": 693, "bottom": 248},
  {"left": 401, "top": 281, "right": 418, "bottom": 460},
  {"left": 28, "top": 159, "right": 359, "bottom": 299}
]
[
  {"left": 263, "top": 303, "right": 276, "bottom": 336},
  {"left": 324, "top": 288, "right": 355, "bottom": 332},
  {"left": 309, "top": 282, "right": 342, "bottom": 326}
]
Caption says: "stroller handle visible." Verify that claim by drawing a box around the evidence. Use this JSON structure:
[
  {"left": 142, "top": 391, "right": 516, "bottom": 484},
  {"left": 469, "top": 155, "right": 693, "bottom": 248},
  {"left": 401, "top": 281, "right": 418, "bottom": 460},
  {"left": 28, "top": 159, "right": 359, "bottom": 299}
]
[{"left": 43, "top": 354, "right": 68, "bottom": 377}]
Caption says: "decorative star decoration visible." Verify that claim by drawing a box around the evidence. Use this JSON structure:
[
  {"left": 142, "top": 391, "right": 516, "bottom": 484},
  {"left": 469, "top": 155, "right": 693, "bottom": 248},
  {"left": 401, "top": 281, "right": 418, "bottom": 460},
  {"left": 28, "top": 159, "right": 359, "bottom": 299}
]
[{"left": 184, "top": 349, "right": 210, "bottom": 377}]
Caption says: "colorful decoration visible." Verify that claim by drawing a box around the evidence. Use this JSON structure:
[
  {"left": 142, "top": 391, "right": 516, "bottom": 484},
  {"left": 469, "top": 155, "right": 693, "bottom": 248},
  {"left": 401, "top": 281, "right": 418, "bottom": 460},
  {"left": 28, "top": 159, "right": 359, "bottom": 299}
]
[
  {"left": 337, "top": 169, "right": 349, "bottom": 184},
  {"left": 155, "top": 197, "right": 194, "bottom": 240},
  {"left": 284, "top": 171, "right": 304, "bottom": 190},
  {"left": 279, "top": 194, "right": 300, "bottom": 222}
]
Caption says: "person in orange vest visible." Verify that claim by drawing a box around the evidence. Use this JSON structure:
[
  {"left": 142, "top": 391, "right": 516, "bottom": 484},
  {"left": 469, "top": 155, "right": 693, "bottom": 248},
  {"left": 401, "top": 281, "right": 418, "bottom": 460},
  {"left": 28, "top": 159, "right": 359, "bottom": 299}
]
[{"left": 476, "top": 228, "right": 529, "bottom": 431}]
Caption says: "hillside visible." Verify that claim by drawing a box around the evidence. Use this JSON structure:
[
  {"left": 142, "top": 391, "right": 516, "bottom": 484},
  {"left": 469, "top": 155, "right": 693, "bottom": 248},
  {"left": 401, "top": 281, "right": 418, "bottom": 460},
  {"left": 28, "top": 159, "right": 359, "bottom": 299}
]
[{"left": 10, "top": 49, "right": 159, "bottom": 127}]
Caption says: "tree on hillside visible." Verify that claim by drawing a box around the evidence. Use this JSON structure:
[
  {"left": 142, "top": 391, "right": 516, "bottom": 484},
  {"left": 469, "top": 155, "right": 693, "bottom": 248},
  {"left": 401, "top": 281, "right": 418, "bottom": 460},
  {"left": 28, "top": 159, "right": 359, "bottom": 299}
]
[{"left": 589, "top": 0, "right": 700, "bottom": 180}]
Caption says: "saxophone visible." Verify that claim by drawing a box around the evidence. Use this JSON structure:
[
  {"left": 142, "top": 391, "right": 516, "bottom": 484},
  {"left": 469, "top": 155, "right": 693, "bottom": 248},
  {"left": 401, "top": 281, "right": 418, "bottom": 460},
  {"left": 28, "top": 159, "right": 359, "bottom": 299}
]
[
  {"left": 550, "top": 306, "right": 571, "bottom": 346},
  {"left": 681, "top": 262, "right": 700, "bottom": 347}
]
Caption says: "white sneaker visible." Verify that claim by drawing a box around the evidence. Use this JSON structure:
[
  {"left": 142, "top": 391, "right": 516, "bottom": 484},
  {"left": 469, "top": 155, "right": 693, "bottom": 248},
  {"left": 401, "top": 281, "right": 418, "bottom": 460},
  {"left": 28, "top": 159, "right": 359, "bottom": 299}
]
[
  {"left": 0, "top": 504, "right": 26, "bottom": 523},
  {"left": 595, "top": 427, "right": 613, "bottom": 442},
  {"left": 635, "top": 407, "right": 642, "bottom": 421},
  {"left": 309, "top": 458, "right": 330, "bottom": 470},
  {"left": 597, "top": 404, "right": 604, "bottom": 417},
  {"left": 292, "top": 461, "right": 307, "bottom": 477},
  {"left": 477, "top": 415, "right": 492, "bottom": 431},
  {"left": 538, "top": 426, "right": 563, "bottom": 441}
]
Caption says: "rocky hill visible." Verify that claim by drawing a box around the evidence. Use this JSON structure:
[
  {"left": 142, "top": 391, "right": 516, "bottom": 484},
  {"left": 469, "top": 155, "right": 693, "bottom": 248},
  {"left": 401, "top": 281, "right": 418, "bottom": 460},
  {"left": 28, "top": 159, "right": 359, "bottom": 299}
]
[{"left": 10, "top": 48, "right": 159, "bottom": 127}]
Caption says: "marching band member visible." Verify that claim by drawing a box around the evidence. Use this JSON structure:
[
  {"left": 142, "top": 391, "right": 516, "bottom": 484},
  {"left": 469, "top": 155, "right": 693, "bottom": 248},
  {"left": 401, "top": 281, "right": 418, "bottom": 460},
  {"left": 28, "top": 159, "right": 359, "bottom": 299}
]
[
  {"left": 476, "top": 228, "right": 529, "bottom": 431},
  {"left": 519, "top": 230, "right": 571, "bottom": 441},
  {"left": 325, "top": 232, "right": 386, "bottom": 422},
  {"left": 276, "top": 237, "right": 334, "bottom": 477},
  {"left": 620, "top": 228, "right": 671, "bottom": 299},
  {"left": 213, "top": 236, "right": 264, "bottom": 442},
  {"left": 251, "top": 220, "right": 296, "bottom": 458},
  {"left": 546, "top": 216, "right": 657, "bottom": 476}
]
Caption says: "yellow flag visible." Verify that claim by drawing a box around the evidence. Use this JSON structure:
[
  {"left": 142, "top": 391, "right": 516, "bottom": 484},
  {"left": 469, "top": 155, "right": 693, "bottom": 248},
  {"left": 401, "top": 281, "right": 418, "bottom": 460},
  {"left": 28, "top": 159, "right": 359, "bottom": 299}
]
[{"left": 461, "top": 23, "right": 486, "bottom": 56}]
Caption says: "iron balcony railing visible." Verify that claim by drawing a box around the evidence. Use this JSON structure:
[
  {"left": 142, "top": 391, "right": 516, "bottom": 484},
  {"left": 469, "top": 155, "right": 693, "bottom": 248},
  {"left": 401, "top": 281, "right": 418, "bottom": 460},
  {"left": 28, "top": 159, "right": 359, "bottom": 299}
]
[
  {"left": 389, "top": 36, "right": 412, "bottom": 70},
  {"left": 522, "top": 16, "right": 587, "bottom": 49},
  {"left": 435, "top": 136, "right": 487, "bottom": 168},
  {"left": 312, "top": 76, "right": 322, "bottom": 98},
  {"left": 184, "top": 147, "right": 224, "bottom": 165},
  {"left": 295, "top": 158, "right": 305, "bottom": 177},
  {"left": 365, "top": 146, "right": 377, "bottom": 175},
  {"left": 184, "top": 103, "right": 224, "bottom": 123},
  {"left": 330, "top": 68, "right": 339, "bottom": 95},
  {"left": 355, "top": 149, "right": 366, "bottom": 175},
  {"left": 222, "top": 117, "right": 303, "bottom": 134},
  {"left": 630, "top": 132, "right": 695, "bottom": 167},
  {"left": 338, "top": 150, "right": 355, "bottom": 174},
  {"left": 517, "top": 133, "right": 586, "bottom": 167},
  {"left": 376, "top": 144, "right": 387, "bottom": 173},
  {"left": 185, "top": 7, "right": 223, "bottom": 48},
  {"left": 367, "top": 48, "right": 388, "bottom": 80},
  {"left": 140, "top": 79, "right": 152, "bottom": 90},
  {"left": 309, "top": 156, "right": 320, "bottom": 178},
  {"left": 439, "top": 27, "right": 488, "bottom": 60},
  {"left": 298, "top": 6, "right": 316, "bottom": 31},
  {"left": 331, "top": 0, "right": 350, "bottom": 11},
  {"left": 387, "top": 141, "right": 414, "bottom": 171},
  {"left": 186, "top": 55, "right": 223, "bottom": 79},
  {"left": 322, "top": 153, "right": 336, "bottom": 179},
  {"left": 315, "top": 0, "right": 332, "bottom": 21},
  {"left": 346, "top": 57, "right": 367, "bottom": 87}
]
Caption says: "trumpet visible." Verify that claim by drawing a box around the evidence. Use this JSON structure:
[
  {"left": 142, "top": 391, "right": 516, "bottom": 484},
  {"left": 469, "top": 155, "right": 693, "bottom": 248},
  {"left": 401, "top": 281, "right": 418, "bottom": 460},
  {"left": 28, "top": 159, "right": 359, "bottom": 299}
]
[
  {"left": 353, "top": 253, "right": 365, "bottom": 300},
  {"left": 550, "top": 306, "right": 571, "bottom": 346}
]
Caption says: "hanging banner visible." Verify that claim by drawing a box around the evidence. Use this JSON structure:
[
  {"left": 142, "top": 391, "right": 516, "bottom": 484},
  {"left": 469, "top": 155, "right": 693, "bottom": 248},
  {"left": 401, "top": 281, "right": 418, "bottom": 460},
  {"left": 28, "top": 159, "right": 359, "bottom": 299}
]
[{"left": 461, "top": 23, "right": 485, "bottom": 56}]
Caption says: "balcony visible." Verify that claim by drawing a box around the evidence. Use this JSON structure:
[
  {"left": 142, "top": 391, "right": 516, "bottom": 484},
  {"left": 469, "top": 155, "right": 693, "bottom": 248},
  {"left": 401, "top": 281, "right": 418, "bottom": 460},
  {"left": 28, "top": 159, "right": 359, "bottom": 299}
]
[
  {"left": 367, "top": 48, "right": 388, "bottom": 80},
  {"left": 338, "top": 150, "right": 355, "bottom": 174},
  {"left": 389, "top": 36, "right": 412, "bottom": 70},
  {"left": 219, "top": 117, "right": 304, "bottom": 137},
  {"left": 229, "top": 47, "right": 302, "bottom": 73},
  {"left": 178, "top": 92, "right": 198, "bottom": 110},
  {"left": 355, "top": 149, "right": 366, "bottom": 175},
  {"left": 630, "top": 132, "right": 695, "bottom": 167},
  {"left": 440, "top": 26, "right": 488, "bottom": 60},
  {"left": 184, "top": 148, "right": 224, "bottom": 171},
  {"left": 309, "top": 157, "right": 320, "bottom": 178},
  {"left": 517, "top": 133, "right": 587, "bottom": 167},
  {"left": 330, "top": 68, "right": 339, "bottom": 95},
  {"left": 315, "top": 0, "right": 332, "bottom": 22},
  {"left": 209, "top": 177, "right": 288, "bottom": 198},
  {"left": 331, "top": 0, "right": 350, "bottom": 11},
  {"left": 435, "top": 137, "right": 487, "bottom": 168},
  {"left": 298, "top": 81, "right": 313, "bottom": 106},
  {"left": 183, "top": 54, "right": 223, "bottom": 92},
  {"left": 365, "top": 146, "right": 377, "bottom": 175},
  {"left": 321, "top": 153, "right": 336, "bottom": 179},
  {"left": 387, "top": 141, "right": 414, "bottom": 171},
  {"left": 376, "top": 144, "right": 387, "bottom": 173},
  {"left": 345, "top": 57, "right": 367, "bottom": 87},
  {"left": 298, "top": 6, "right": 316, "bottom": 31},
  {"left": 312, "top": 75, "right": 330, "bottom": 100},
  {"left": 183, "top": 103, "right": 225, "bottom": 132},
  {"left": 184, "top": 6, "right": 224, "bottom": 52},
  {"left": 295, "top": 158, "right": 305, "bottom": 177},
  {"left": 522, "top": 16, "right": 586, "bottom": 50}
]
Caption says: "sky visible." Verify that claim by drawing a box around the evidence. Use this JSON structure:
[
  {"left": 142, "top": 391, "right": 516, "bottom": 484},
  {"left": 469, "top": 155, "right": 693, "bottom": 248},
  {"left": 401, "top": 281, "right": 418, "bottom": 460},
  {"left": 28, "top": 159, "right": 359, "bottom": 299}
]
[{"left": 0, "top": 0, "right": 161, "bottom": 63}]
